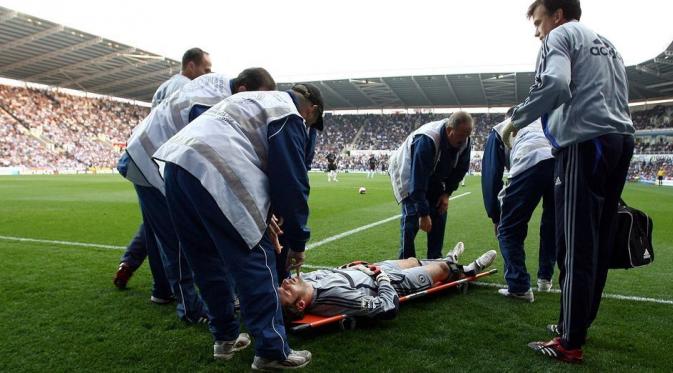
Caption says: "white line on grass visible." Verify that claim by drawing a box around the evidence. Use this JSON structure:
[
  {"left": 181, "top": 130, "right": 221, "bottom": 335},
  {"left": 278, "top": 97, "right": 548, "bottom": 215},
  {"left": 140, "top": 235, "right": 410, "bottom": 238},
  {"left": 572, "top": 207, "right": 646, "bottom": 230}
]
[
  {"left": 2, "top": 234, "right": 672, "bottom": 306},
  {"left": 0, "top": 235, "right": 125, "bottom": 250},
  {"left": 472, "top": 281, "right": 673, "bottom": 306},
  {"left": 3, "top": 189, "right": 671, "bottom": 307},
  {"left": 306, "top": 191, "right": 471, "bottom": 250}
]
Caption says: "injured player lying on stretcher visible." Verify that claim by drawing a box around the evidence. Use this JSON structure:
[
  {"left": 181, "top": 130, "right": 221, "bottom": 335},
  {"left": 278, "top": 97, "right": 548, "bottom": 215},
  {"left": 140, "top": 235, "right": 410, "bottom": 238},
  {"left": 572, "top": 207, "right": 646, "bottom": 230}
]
[{"left": 279, "top": 242, "right": 496, "bottom": 320}]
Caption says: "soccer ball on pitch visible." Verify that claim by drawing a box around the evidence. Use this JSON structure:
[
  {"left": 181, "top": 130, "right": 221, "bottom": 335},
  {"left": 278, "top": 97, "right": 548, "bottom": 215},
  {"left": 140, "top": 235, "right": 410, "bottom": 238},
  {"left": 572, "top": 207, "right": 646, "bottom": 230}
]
[{"left": 358, "top": 186, "right": 367, "bottom": 194}]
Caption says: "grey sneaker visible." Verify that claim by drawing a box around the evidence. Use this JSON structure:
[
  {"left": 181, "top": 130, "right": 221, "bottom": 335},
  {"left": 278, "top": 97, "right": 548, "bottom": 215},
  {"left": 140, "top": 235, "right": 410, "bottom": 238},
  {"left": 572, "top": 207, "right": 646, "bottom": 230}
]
[
  {"left": 251, "top": 349, "right": 312, "bottom": 370},
  {"left": 213, "top": 333, "right": 251, "bottom": 360},
  {"left": 497, "top": 288, "right": 535, "bottom": 303},
  {"left": 445, "top": 241, "right": 465, "bottom": 263},
  {"left": 537, "top": 279, "right": 553, "bottom": 292}
]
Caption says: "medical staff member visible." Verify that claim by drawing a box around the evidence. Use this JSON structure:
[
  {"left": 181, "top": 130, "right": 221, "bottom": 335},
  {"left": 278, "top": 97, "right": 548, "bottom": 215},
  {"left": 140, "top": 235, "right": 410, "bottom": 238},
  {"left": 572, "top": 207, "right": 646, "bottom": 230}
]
[
  {"left": 503, "top": 0, "right": 635, "bottom": 362},
  {"left": 155, "top": 84, "right": 324, "bottom": 370},
  {"left": 482, "top": 108, "right": 556, "bottom": 303},
  {"left": 120, "top": 69, "right": 275, "bottom": 323},
  {"left": 389, "top": 111, "right": 473, "bottom": 259}
]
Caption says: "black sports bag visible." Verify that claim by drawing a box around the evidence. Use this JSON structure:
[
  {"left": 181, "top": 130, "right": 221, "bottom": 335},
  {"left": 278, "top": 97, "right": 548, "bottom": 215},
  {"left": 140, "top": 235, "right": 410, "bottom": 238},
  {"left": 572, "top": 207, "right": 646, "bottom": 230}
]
[{"left": 610, "top": 199, "right": 654, "bottom": 269}]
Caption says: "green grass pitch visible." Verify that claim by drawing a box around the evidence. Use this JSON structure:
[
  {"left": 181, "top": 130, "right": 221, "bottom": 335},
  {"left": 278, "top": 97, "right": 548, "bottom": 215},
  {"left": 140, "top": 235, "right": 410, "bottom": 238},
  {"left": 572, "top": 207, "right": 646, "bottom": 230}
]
[{"left": 0, "top": 173, "right": 671, "bottom": 372}]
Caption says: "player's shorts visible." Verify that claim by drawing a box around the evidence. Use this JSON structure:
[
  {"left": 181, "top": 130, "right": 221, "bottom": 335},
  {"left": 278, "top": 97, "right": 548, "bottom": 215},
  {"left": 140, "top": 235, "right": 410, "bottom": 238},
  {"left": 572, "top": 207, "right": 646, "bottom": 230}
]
[
  {"left": 328, "top": 164, "right": 337, "bottom": 171},
  {"left": 658, "top": 176, "right": 664, "bottom": 181},
  {"left": 379, "top": 261, "right": 432, "bottom": 295}
]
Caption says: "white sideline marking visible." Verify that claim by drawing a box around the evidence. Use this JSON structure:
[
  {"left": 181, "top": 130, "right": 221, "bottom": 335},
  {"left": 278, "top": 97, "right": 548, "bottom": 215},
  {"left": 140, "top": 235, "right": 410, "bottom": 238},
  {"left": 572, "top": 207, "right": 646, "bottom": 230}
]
[
  {"left": 1, "top": 234, "right": 672, "bottom": 306},
  {"left": 472, "top": 281, "right": 673, "bottom": 306},
  {"left": 306, "top": 192, "right": 472, "bottom": 250},
  {"left": 0, "top": 235, "right": 125, "bottom": 250}
]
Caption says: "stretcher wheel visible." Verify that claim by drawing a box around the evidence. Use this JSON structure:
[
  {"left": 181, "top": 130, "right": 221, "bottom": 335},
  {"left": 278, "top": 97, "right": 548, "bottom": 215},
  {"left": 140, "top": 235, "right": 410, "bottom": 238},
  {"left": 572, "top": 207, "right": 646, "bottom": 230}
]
[{"left": 339, "top": 317, "right": 356, "bottom": 330}]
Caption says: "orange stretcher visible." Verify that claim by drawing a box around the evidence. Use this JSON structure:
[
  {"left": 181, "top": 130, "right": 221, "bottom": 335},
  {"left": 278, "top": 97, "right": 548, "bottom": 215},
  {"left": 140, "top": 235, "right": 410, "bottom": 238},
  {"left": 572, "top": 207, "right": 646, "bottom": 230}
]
[{"left": 290, "top": 268, "right": 498, "bottom": 332}]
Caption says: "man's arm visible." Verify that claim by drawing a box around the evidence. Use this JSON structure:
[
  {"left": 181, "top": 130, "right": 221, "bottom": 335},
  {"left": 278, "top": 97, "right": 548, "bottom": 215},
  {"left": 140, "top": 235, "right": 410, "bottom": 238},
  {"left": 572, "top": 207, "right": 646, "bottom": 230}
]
[
  {"left": 481, "top": 131, "right": 506, "bottom": 224},
  {"left": 444, "top": 138, "right": 472, "bottom": 194},
  {"left": 310, "top": 279, "right": 399, "bottom": 319},
  {"left": 408, "top": 135, "right": 436, "bottom": 216},
  {"left": 267, "top": 116, "right": 311, "bottom": 252},
  {"left": 510, "top": 28, "right": 572, "bottom": 130}
]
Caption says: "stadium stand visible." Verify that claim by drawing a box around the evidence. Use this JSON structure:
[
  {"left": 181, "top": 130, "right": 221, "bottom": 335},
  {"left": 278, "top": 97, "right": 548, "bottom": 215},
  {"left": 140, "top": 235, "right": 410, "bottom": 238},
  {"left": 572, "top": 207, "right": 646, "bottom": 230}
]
[
  {"left": 0, "top": 84, "right": 148, "bottom": 171},
  {"left": 632, "top": 105, "right": 673, "bottom": 130},
  {"left": 1, "top": 82, "right": 671, "bottom": 181},
  {"left": 629, "top": 157, "right": 673, "bottom": 182}
]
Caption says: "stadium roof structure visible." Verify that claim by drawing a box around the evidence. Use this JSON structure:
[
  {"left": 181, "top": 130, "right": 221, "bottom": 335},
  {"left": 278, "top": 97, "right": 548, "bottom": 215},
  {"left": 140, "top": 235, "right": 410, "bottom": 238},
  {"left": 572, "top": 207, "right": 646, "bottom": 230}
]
[
  {"left": 1, "top": 5, "right": 673, "bottom": 109},
  {"left": 0, "top": 6, "right": 182, "bottom": 102}
]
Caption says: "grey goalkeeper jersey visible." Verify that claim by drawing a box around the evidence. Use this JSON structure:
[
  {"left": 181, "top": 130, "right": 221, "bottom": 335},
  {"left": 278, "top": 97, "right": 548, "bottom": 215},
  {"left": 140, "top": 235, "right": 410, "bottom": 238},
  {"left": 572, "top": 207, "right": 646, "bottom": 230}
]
[
  {"left": 303, "top": 268, "right": 399, "bottom": 319},
  {"left": 511, "top": 20, "right": 634, "bottom": 148}
]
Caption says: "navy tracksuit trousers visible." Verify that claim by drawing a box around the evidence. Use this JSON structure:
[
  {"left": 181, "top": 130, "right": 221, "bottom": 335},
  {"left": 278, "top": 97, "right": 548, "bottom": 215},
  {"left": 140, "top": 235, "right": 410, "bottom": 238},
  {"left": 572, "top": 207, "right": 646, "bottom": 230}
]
[
  {"left": 399, "top": 189, "right": 447, "bottom": 260},
  {"left": 134, "top": 184, "right": 208, "bottom": 322},
  {"left": 497, "top": 158, "right": 556, "bottom": 293},
  {"left": 163, "top": 163, "right": 291, "bottom": 361},
  {"left": 554, "top": 133, "right": 634, "bottom": 349}
]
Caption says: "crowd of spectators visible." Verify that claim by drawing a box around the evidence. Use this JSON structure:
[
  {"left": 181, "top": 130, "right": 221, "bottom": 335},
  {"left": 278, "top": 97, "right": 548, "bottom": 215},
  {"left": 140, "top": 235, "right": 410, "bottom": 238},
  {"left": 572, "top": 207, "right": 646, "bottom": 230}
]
[
  {"left": 631, "top": 105, "right": 673, "bottom": 130},
  {"left": 310, "top": 112, "right": 500, "bottom": 171},
  {"left": 628, "top": 157, "right": 672, "bottom": 181},
  {"left": 1, "top": 83, "right": 673, "bottom": 179},
  {"left": 0, "top": 84, "right": 148, "bottom": 170},
  {"left": 634, "top": 136, "right": 673, "bottom": 154}
]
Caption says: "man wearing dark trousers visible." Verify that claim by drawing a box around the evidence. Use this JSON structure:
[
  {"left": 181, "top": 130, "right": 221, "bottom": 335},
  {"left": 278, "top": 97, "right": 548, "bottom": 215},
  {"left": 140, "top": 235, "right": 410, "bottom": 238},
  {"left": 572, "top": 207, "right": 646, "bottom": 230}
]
[
  {"left": 114, "top": 47, "right": 212, "bottom": 295},
  {"left": 502, "top": 0, "right": 635, "bottom": 363},
  {"left": 482, "top": 110, "right": 556, "bottom": 303},
  {"left": 388, "top": 111, "right": 473, "bottom": 260},
  {"left": 155, "top": 85, "right": 324, "bottom": 369},
  {"left": 119, "top": 70, "right": 276, "bottom": 323}
]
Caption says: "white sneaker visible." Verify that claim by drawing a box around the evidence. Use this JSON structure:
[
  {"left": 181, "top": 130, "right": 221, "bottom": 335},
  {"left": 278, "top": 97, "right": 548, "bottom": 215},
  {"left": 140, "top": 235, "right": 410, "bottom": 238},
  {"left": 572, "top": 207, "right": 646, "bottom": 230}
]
[
  {"left": 537, "top": 279, "right": 553, "bottom": 292},
  {"left": 497, "top": 288, "right": 535, "bottom": 303},
  {"left": 474, "top": 250, "right": 497, "bottom": 271},
  {"left": 462, "top": 250, "right": 497, "bottom": 275},
  {"left": 213, "top": 333, "right": 251, "bottom": 360},
  {"left": 251, "top": 349, "right": 312, "bottom": 370},
  {"left": 445, "top": 241, "right": 465, "bottom": 263}
]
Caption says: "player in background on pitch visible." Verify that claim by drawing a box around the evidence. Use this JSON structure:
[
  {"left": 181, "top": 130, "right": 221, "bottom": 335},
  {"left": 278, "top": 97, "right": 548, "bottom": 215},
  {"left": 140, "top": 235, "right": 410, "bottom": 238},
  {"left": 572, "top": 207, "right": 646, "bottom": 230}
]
[
  {"left": 327, "top": 153, "right": 338, "bottom": 182},
  {"left": 367, "top": 155, "right": 377, "bottom": 178}
]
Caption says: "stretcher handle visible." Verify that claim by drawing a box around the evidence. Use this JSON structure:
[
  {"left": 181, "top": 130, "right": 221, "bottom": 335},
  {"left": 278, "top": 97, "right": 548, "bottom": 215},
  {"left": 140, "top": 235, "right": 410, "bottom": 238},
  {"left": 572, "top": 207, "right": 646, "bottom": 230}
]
[{"left": 290, "top": 314, "right": 348, "bottom": 332}]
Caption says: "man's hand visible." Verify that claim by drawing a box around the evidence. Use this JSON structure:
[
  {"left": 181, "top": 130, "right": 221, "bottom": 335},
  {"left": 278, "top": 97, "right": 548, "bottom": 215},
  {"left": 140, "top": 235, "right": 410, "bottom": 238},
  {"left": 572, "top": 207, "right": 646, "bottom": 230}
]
[
  {"left": 268, "top": 214, "right": 284, "bottom": 254},
  {"left": 351, "top": 264, "right": 381, "bottom": 277},
  {"left": 419, "top": 215, "right": 432, "bottom": 232},
  {"left": 501, "top": 119, "right": 519, "bottom": 148},
  {"left": 436, "top": 193, "right": 449, "bottom": 215},
  {"left": 375, "top": 269, "right": 391, "bottom": 284},
  {"left": 286, "top": 249, "right": 305, "bottom": 273}
]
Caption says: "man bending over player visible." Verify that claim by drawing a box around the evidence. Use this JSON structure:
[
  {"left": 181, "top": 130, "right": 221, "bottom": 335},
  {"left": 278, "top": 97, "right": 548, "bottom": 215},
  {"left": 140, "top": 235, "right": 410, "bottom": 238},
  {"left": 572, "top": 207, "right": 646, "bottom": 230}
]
[{"left": 279, "top": 242, "right": 496, "bottom": 319}]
